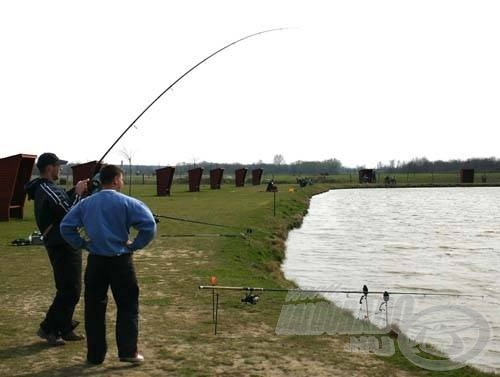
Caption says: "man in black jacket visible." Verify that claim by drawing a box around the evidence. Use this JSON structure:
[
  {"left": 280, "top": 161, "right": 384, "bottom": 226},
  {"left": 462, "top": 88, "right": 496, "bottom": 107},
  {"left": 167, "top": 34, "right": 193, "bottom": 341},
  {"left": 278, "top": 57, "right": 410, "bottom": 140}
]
[{"left": 25, "top": 153, "right": 88, "bottom": 346}]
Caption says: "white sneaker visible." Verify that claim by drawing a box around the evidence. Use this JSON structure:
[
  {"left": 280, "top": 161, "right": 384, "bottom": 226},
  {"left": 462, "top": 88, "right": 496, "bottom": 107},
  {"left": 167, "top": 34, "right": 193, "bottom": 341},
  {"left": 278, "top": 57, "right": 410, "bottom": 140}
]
[{"left": 119, "top": 353, "right": 144, "bottom": 363}]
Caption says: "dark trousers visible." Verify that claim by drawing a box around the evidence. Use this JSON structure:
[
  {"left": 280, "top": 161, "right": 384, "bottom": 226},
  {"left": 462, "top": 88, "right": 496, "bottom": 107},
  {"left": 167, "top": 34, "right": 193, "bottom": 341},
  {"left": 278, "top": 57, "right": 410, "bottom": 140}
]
[
  {"left": 84, "top": 253, "right": 139, "bottom": 363},
  {"left": 41, "top": 244, "right": 82, "bottom": 335}
]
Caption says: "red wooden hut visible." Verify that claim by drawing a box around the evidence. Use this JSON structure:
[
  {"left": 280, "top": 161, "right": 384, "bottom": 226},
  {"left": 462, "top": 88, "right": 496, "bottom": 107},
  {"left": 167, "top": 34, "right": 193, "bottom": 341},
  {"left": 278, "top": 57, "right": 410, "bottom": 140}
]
[
  {"left": 72, "top": 161, "right": 102, "bottom": 186},
  {"left": 235, "top": 168, "right": 247, "bottom": 187},
  {"left": 188, "top": 167, "right": 203, "bottom": 192},
  {"left": 252, "top": 168, "right": 263, "bottom": 185},
  {"left": 210, "top": 168, "right": 224, "bottom": 190},
  {"left": 0, "top": 154, "right": 36, "bottom": 221},
  {"left": 156, "top": 166, "right": 175, "bottom": 196},
  {"left": 460, "top": 169, "right": 474, "bottom": 183}
]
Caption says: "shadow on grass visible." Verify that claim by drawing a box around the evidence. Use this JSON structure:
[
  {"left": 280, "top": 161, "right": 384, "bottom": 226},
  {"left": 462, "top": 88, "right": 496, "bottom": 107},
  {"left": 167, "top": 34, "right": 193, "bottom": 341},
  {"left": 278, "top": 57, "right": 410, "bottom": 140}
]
[
  {"left": 0, "top": 342, "right": 141, "bottom": 377},
  {"left": 0, "top": 341, "right": 47, "bottom": 360},
  {"left": 19, "top": 363, "right": 141, "bottom": 377}
]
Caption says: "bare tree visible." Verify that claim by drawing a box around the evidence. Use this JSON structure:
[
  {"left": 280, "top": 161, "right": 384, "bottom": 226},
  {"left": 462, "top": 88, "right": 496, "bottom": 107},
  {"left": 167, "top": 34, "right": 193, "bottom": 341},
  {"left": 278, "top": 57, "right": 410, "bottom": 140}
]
[
  {"left": 273, "top": 154, "right": 285, "bottom": 165},
  {"left": 120, "top": 148, "right": 134, "bottom": 196}
]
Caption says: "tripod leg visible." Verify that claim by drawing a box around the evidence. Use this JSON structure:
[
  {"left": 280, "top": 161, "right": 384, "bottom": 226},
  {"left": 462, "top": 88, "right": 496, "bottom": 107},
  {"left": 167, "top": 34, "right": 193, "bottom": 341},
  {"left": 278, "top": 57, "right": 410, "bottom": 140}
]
[{"left": 214, "top": 293, "right": 219, "bottom": 335}]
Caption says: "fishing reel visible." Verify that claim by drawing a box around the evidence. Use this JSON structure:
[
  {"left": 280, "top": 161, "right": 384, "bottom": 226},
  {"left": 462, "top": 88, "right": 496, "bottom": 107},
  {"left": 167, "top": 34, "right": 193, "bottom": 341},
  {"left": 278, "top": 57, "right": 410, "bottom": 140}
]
[
  {"left": 241, "top": 291, "right": 259, "bottom": 305},
  {"left": 359, "top": 285, "right": 369, "bottom": 305},
  {"left": 379, "top": 291, "right": 390, "bottom": 312},
  {"left": 358, "top": 285, "right": 370, "bottom": 320},
  {"left": 84, "top": 173, "right": 102, "bottom": 197}
]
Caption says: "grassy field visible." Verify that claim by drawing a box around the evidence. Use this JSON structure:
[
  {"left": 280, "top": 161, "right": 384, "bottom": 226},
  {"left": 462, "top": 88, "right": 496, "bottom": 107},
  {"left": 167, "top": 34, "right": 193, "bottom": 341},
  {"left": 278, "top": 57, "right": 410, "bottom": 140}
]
[{"left": 0, "top": 182, "right": 496, "bottom": 376}]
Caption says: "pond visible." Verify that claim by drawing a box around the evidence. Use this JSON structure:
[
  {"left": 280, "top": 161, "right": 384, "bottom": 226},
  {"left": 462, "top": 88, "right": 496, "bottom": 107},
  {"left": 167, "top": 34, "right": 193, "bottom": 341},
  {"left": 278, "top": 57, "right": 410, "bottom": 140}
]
[{"left": 283, "top": 187, "right": 500, "bottom": 372}]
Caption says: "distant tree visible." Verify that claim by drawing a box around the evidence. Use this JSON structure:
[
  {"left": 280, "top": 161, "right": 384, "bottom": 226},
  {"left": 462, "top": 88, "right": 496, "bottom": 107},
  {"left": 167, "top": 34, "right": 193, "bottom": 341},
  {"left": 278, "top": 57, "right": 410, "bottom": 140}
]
[
  {"left": 120, "top": 148, "right": 134, "bottom": 196},
  {"left": 373, "top": 156, "right": 500, "bottom": 173},
  {"left": 273, "top": 154, "right": 285, "bottom": 165}
]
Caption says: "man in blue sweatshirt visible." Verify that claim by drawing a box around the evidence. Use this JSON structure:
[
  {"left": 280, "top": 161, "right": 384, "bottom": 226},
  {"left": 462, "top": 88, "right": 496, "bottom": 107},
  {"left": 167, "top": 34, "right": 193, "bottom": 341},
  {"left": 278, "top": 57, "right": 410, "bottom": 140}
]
[{"left": 60, "top": 164, "right": 156, "bottom": 364}]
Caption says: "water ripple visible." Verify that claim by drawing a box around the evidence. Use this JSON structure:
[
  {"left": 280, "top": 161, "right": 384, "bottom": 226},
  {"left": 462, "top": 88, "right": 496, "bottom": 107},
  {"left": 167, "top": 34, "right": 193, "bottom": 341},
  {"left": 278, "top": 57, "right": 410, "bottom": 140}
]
[{"left": 283, "top": 187, "right": 500, "bottom": 372}]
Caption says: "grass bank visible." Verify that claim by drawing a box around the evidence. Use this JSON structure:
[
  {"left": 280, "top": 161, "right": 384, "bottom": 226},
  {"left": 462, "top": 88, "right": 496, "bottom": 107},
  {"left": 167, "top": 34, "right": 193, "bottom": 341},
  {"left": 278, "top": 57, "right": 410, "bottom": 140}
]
[{"left": 0, "top": 183, "right": 495, "bottom": 376}]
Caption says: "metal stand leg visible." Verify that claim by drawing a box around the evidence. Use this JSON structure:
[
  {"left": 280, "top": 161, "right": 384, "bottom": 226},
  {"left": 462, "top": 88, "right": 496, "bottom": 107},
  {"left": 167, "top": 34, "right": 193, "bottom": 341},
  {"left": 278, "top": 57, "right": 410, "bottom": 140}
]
[
  {"left": 212, "top": 289, "right": 215, "bottom": 323},
  {"left": 273, "top": 191, "right": 276, "bottom": 217},
  {"left": 214, "top": 293, "right": 219, "bottom": 335},
  {"left": 385, "top": 305, "right": 389, "bottom": 327}
]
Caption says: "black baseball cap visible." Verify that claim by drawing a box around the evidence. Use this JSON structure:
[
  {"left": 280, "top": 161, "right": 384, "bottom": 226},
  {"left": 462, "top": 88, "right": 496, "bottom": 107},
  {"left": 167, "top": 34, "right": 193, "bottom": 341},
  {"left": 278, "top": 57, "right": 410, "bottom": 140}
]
[{"left": 36, "top": 153, "right": 68, "bottom": 171}]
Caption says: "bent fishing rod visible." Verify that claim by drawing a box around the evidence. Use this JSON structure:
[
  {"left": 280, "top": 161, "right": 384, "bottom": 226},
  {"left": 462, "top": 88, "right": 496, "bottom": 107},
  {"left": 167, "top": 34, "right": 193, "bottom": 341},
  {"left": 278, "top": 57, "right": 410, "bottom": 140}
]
[
  {"left": 95, "top": 28, "right": 287, "bottom": 170},
  {"left": 85, "top": 28, "right": 287, "bottom": 194}
]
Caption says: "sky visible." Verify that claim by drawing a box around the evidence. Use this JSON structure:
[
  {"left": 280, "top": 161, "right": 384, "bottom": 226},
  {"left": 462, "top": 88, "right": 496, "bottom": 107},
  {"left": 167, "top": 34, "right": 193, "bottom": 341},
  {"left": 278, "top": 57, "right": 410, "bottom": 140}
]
[{"left": 1, "top": 1, "right": 499, "bottom": 168}]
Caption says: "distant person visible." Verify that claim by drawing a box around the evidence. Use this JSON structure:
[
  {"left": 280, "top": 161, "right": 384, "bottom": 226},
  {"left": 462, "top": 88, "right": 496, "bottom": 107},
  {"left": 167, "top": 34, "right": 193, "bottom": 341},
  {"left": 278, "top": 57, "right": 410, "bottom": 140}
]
[
  {"left": 60, "top": 165, "right": 156, "bottom": 364},
  {"left": 25, "top": 153, "right": 88, "bottom": 346}
]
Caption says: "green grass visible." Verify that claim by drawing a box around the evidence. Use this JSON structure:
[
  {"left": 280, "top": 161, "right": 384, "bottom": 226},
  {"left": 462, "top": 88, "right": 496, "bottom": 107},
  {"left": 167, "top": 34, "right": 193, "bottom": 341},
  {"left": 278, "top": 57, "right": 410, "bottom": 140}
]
[{"left": 0, "top": 182, "right": 497, "bottom": 376}]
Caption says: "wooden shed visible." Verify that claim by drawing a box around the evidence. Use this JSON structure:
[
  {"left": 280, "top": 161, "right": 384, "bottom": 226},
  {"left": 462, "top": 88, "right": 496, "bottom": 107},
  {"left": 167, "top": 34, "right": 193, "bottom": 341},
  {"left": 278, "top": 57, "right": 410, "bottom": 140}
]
[
  {"left": 460, "top": 169, "right": 474, "bottom": 183},
  {"left": 252, "top": 168, "right": 263, "bottom": 185},
  {"left": 72, "top": 161, "right": 102, "bottom": 185},
  {"left": 0, "top": 154, "right": 36, "bottom": 221},
  {"left": 156, "top": 166, "right": 175, "bottom": 196},
  {"left": 210, "top": 168, "right": 224, "bottom": 190},
  {"left": 188, "top": 167, "right": 203, "bottom": 192},
  {"left": 235, "top": 168, "right": 248, "bottom": 187}
]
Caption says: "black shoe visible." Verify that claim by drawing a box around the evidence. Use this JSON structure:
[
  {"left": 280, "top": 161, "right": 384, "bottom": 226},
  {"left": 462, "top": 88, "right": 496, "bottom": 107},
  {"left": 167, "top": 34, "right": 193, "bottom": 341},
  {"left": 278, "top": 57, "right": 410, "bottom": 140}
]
[
  {"left": 47, "top": 334, "right": 66, "bottom": 346},
  {"left": 37, "top": 327, "right": 65, "bottom": 346},
  {"left": 62, "top": 330, "right": 85, "bottom": 341},
  {"left": 86, "top": 359, "right": 104, "bottom": 365},
  {"left": 37, "top": 327, "right": 48, "bottom": 340}
]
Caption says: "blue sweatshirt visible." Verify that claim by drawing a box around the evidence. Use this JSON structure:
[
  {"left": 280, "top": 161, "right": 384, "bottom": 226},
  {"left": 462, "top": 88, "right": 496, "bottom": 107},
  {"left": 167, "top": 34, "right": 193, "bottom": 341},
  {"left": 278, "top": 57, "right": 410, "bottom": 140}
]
[{"left": 60, "top": 189, "right": 156, "bottom": 256}]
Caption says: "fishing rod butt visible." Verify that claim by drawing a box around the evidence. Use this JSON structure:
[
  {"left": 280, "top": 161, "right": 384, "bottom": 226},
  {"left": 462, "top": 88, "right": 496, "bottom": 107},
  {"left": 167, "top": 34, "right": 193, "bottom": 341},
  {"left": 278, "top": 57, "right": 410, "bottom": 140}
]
[{"left": 199, "top": 285, "right": 214, "bottom": 290}]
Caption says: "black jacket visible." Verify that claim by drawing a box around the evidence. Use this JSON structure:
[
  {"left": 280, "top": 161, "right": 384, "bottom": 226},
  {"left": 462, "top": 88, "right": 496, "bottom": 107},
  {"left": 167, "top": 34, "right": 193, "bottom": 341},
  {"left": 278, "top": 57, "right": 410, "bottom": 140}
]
[{"left": 25, "top": 178, "right": 81, "bottom": 247}]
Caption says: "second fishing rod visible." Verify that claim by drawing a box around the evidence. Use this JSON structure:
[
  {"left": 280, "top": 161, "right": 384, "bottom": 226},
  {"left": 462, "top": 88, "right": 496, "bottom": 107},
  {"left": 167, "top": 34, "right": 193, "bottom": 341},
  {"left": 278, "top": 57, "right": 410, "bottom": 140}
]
[{"left": 153, "top": 213, "right": 254, "bottom": 238}]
